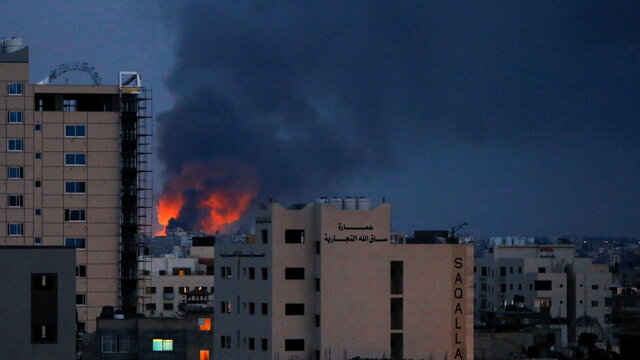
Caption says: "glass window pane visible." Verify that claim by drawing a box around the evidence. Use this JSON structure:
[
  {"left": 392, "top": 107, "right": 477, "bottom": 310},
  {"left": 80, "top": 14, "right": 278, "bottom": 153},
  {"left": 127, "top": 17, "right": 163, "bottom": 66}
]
[{"left": 153, "top": 339, "right": 163, "bottom": 351}]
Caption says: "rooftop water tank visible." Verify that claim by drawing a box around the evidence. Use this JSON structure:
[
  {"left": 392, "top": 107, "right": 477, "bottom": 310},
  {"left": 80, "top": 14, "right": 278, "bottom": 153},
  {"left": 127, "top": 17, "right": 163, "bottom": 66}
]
[
  {"left": 356, "top": 196, "right": 371, "bottom": 210},
  {"left": 329, "top": 196, "right": 342, "bottom": 209},
  {"left": 343, "top": 196, "right": 357, "bottom": 210},
  {"left": 3, "top": 37, "right": 23, "bottom": 54}
]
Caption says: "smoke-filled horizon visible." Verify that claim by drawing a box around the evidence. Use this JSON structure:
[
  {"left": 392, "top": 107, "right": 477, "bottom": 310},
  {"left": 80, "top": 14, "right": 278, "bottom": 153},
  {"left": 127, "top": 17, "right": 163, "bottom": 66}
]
[{"left": 155, "top": 1, "right": 640, "bottom": 237}]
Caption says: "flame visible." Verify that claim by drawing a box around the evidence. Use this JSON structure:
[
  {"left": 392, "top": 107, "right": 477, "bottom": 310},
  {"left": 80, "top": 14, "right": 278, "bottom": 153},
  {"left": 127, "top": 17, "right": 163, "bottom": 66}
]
[
  {"left": 155, "top": 193, "right": 184, "bottom": 236},
  {"left": 198, "top": 191, "right": 255, "bottom": 233},
  {"left": 155, "top": 161, "right": 258, "bottom": 235}
]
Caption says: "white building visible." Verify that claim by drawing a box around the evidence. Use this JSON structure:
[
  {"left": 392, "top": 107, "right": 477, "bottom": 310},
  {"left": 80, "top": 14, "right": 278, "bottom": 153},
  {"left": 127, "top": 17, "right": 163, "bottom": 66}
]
[
  {"left": 141, "top": 236, "right": 214, "bottom": 317},
  {"left": 474, "top": 245, "right": 613, "bottom": 345}
]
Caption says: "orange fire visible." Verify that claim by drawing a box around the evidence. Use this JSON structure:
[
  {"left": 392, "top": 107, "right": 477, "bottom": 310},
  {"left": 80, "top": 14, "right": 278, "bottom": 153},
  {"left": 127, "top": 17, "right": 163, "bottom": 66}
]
[
  {"left": 155, "top": 162, "right": 258, "bottom": 236},
  {"left": 155, "top": 193, "right": 185, "bottom": 236}
]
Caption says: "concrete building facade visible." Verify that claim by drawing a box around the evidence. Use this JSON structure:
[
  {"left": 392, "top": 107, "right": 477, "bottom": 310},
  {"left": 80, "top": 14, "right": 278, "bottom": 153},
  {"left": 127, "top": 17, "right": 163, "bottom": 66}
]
[
  {"left": 215, "top": 201, "right": 474, "bottom": 360},
  {"left": 0, "top": 246, "right": 76, "bottom": 359},
  {"left": 0, "top": 38, "right": 151, "bottom": 331},
  {"left": 474, "top": 245, "right": 613, "bottom": 344}
]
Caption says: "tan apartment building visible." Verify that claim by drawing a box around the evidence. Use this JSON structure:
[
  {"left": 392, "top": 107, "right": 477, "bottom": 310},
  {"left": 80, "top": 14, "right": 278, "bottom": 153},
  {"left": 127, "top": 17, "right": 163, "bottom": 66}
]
[
  {"left": 215, "top": 200, "right": 474, "bottom": 360},
  {"left": 0, "top": 38, "right": 151, "bottom": 332}
]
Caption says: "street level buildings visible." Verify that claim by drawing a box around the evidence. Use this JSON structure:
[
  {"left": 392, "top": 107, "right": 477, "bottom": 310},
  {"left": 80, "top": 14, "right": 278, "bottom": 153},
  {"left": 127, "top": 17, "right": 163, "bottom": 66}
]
[
  {"left": 215, "top": 200, "right": 474, "bottom": 360},
  {"left": 0, "top": 38, "right": 152, "bottom": 331}
]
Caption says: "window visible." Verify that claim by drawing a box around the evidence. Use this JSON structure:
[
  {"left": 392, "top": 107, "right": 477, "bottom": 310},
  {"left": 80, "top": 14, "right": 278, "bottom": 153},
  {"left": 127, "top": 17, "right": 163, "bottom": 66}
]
[
  {"left": 35, "top": 180, "right": 41, "bottom": 187},
  {"left": 163, "top": 303, "right": 173, "bottom": 311},
  {"left": 8, "top": 195, "right": 23, "bottom": 207},
  {"left": 7, "top": 139, "right": 23, "bottom": 151},
  {"left": 285, "top": 229, "right": 305, "bottom": 243},
  {"left": 63, "top": 99, "right": 78, "bottom": 112},
  {"left": 249, "top": 338, "right": 255, "bottom": 350},
  {"left": 510, "top": 267, "right": 513, "bottom": 274},
  {"left": 35, "top": 153, "right": 41, "bottom": 159},
  {"left": 8, "top": 82, "right": 23, "bottom": 95},
  {"left": 152, "top": 339, "right": 173, "bottom": 351},
  {"left": 315, "top": 278, "right": 320, "bottom": 292},
  {"left": 481, "top": 267, "right": 488, "bottom": 276},
  {"left": 200, "top": 350, "right": 210, "bottom": 360},
  {"left": 65, "top": 237, "right": 86, "bottom": 249},
  {"left": 102, "top": 336, "right": 117, "bottom": 353},
  {"left": 35, "top": 124, "right": 41, "bottom": 131},
  {"left": 65, "top": 125, "right": 86, "bottom": 137},
  {"left": 500, "top": 267, "right": 506, "bottom": 277},
  {"left": 262, "top": 303, "right": 268, "bottom": 315},
  {"left": 65, "top": 153, "right": 86, "bottom": 165},
  {"left": 285, "top": 303, "right": 305, "bottom": 315},
  {"left": 76, "top": 293, "right": 86, "bottom": 305},
  {"left": 538, "top": 267, "right": 546, "bottom": 273},
  {"left": 249, "top": 302, "right": 255, "bottom": 315},
  {"left": 163, "top": 286, "right": 174, "bottom": 299},
  {"left": 8, "top": 223, "right": 23, "bottom": 236},
  {"left": 34, "top": 237, "right": 42, "bottom": 245},
  {"left": 262, "top": 267, "right": 268, "bottom": 280},
  {"left": 198, "top": 318, "right": 211, "bottom": 331},
  {"left": 179, "top": 286, "right": 189, "bottom": 295},
  {"left": 65, "top": 181, "right": 86, "bottom": 193},
  {"left": 146, "top": 303, "right": 156, "bottom": 310},
  {"left": 285, "top": 268, "right": 305, "bottom": 280},
  {"left": 119, "top": 336, "right": 136, "bottom": 353},
  {"left": 220, "top": 266, "right": 232, "bottom": 279},
  {"left": 146, "top": 287, "right": 156, "bottom": 294},
  {"left": 35, "top": 209, "right": 41, "bottom": 215},
  {"left": 261, "top": 338, "right": 268, "bottom": 351},
  {"left": 8, "top": 167, "right": 23, "bottom": 179},
  {"left": 315, "top": 314, "right": 320, "bottom": 327},
  {"left": 249, "top": 267, "right": 255, "bottom": 280},
  {"left": 220, "top": 301, "right": 232, "bottom": 313},
  {"left": 500, "top": 284, "right": 506, "bottom": 293},
  {"left": 8, "top": 111, "right": 22, "bottom": 123},
  {"left": 76, "top": 266, "right": 86, "bottom": 277},
  {"left": 592, "top": 284, "right": 599, "bottom": 290},
  {"left": 285, "top": 339, "right": 304, "bottom": 351},
  {"left": 65, "top": 209, "right": 86, "bottom": 221},
  {"left": 591, "top": 301, "right": 599, "bottom": 307},
  {"left": 316, "top": 240, "right": 320, "bottom": 254},
  {"left": 518, "top": 267, "right": 522, "bottom": 274},
  {"left": 220, "top": 336, "right": 231, "bottom": 349},
  {"left": 261, "top": 229, "right": 268, "bottom": 243},
  {"left": 535, "top": 280, "right": 553, "bottom": 291}
]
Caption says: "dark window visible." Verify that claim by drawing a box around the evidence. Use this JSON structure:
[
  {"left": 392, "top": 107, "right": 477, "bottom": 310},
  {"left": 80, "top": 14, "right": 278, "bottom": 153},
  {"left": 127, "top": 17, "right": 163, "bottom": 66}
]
[
  {"left": 285, "top": 229, "right": 305, "bottom": 243},
  {"left": 8, "top": 82, "right": 23, "bottom": 95},
  {"left": 285, "top": 339, "right": 304, "bottom": 351},
  {"left": 35, "top": 180, "right": 41, "bottom": 187},
  {"left": 249, "top": 338, "right": 255, "bottom": 350},
  {"left": 8, "top": 111, "right": 23, "bottom": 123},
  {"left": 146, "top": 303, "right": 156, "bottom": 310},
  {"left": 261, "top": 338, "right": 268, "bottom": 351},
  {"left": 164, "top": 303, "right": 173, "bottom": 310},
  {"left": 391, "top": 298, "right": 403, "bottom": 329},
  {"left": 315, "top": 241, "right": 320, "bottom": 254},
  {"left": 159, "top": 270, "right": 167, "bottom": 276},
  {"left": 538, "top": 267, "right": 546, "bottom": 273},
  {"left": 178, "top": 286, "right": 189, "bottom": 295},
  {"left": 249, "top": 267, "right": 255, "bottom": 280},
  {"left": 146, "top": 287, "right": 156, "bottom": 294},
  {"left": 285, "top": 303, "right": 304, "bottom": 315},
  {"left": 500, "top": 284, "right": 506, "bottom": 293},
  {"left": 76, "top": 266, "right": 86, "bottom": 277},
  {"left": 35, "top": 209, "right": 41, "bottom": 215},
  {"left": 261, "top": 229, "right": 268, "bottom": 244},
  {"left": 285, "top": 268, "right": 305, "bottom": 280},
  {"left": 8, "top": 166, "right": 23, "bottom": 179},
  {"left": 500, "top": 267, "right": 506, "bottom": 277},
  {"left": 65, "top": 153, "right": 86, "bottom": 165},
  {"left": 65, "top": 237, "right": 86, "bottom": 248},
  {"left": 65, "top": 181, "right": 86, "bottom": 193},
  {"left": 315, "top": 278, "right": 320, "bottom": 292},
  {"left": 315, "top": 314, "right": 320, "bottom": 327},
  {"left": 481, "top": 267, "right": 488, "bottom": 276},
  {"left": 510, "top": 267, "right": 513, "bottom": 274},
  {"left": 518, "top": 267, "right": 522, "bottom": 273},
  {"left": 592, "top": 284, "right": 599, "bottom": 290},
  {"left": 65, "top": 125, "right": 86, "bottom": 137},
  {"left": 35, "top": 124, "right": 41, "bottom": 131},
  {"left": 8, "top": 194, "right": 23, "bottom": 207},
  {"left": 64, "top": 209, "right": 86, "bottom": 221},
  {"left": 391, "top": 261, "right": 403, "bottom": 294},
  {"left": 163, "top": 287, "right": 173, "bottom": 293},
  {"left": 591, "top": 301, "right": 599, "bottom": 307},
  {"left": 262, "top": 267, "right": 268, "bottom": 280},
  {"left": 249, "top": 302, "right": 255, "bottom": 315},
  {"left": 534, "top": 280, "right": 552, "bottom": 291},
  {"left": 76, "top": 294, "right": 86, "bottom": 305},
  {"left": 261, "top": 303, "right": 268, "bottom": 315}
]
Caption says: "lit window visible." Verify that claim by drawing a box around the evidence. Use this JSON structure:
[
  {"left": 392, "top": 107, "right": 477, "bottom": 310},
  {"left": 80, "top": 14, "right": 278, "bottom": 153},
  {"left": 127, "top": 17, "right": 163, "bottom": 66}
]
[
  {"left": 8, "top": 111, "right": 22, "bottom": 123},
  {"left": 200, "top": 350, "right": 210, "bottom": 360},
  {"left": 8, "top": 194, "right": 23, "bottom": 207},
  {"left": 198, "top": 318, "right": 211, "bottom": 331},
  {"left": 7, "top": 82, "right": 23, "bottom": 95},
  {"left": 65, "top": 237, "right": 86, "bottom": 249},
  {"left": 65, "top": 209, "right": 86, "bottom": 222},
  {"left": 152, "top": 339, "right": 173, "bottom": 351},
  {"left": 65, "top": 125, "right": 86, "bottom": 137},
  {"left": 65, "top": 153, "right": 86, "bottom": 166},
  {"left": 8, "top": 167, "right": 23, "bottom": 179},
  {"left": 8, "top": 223, "right": 23, "bottom": 236},
  {"left": 8, "top": 139, "right": 23, "bottom": 151},
  {"left": 65, "top": 181, "right": 86, "bottom": 193}
]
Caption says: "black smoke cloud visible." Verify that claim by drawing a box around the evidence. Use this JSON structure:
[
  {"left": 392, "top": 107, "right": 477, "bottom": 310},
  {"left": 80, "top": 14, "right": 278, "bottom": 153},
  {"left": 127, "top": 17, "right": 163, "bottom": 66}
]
[{"left": 156, "top": 1, "right": 640, "bottom": 235}]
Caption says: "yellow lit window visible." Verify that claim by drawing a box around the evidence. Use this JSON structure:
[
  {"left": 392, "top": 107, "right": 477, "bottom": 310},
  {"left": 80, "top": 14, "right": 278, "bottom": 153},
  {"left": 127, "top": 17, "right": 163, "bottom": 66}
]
[{"left": 198, "top": 318, "right": 211, "bottom": 331}]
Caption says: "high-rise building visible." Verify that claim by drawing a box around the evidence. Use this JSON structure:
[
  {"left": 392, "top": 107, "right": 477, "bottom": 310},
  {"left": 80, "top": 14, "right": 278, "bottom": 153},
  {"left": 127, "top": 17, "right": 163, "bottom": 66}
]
[
  {"left": 215, "top": 200, "right": 474, "bottom": 360},
  {"left": 0, "top": 38, "right": 152, "bottom": 331}
]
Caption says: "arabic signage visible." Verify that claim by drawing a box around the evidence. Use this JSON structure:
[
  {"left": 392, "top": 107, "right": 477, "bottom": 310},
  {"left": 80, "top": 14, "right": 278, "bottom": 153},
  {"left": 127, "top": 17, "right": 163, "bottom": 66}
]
[{"left": 323, "top": 223, "right": 388, "bottom": 243}]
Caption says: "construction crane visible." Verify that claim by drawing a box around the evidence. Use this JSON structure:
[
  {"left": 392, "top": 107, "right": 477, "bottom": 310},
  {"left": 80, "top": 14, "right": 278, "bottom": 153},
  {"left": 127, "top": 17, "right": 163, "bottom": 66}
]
[
  {"left": 36, "top": 62, "right": 102, "bottom": 85},
  {"left": 448, "top": 222, "right": 468, "bottom": 244}
]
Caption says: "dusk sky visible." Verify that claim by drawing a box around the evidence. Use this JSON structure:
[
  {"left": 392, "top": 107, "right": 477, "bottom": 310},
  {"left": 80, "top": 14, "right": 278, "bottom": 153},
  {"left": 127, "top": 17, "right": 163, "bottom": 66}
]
[{"left": 2, "top": 1, "right": 639, "bottom": 237}]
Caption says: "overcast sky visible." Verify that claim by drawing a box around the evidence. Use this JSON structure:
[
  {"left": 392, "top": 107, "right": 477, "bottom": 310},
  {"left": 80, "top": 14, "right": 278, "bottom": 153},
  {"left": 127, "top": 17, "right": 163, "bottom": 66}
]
[{"left": 2, "top": 1, "right": 639, "bottom": 237}]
